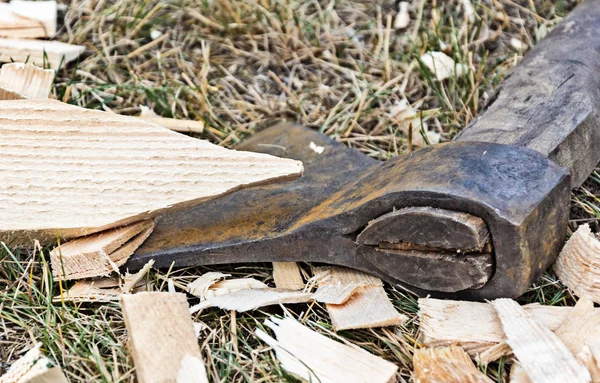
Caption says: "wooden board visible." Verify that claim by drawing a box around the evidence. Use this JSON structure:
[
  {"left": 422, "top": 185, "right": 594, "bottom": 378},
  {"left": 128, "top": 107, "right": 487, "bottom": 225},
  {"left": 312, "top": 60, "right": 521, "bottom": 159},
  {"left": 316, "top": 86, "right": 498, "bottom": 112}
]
[
  {"left": 554, "top": 224, "right": 600, "bottom": 303},
  {"left": 412, "top": 346, "right": 493, "bottom": 383},
  {"left": 120, "top": 292, "right": 208, "bottom": 383},
  {"left": 0, "top": 39, "right": 84, "bottom": 68},
  {"left": 189, "top": 289, "right": 312, "bottom": 313},
  {"left": 255, "top": 317, "right": 398, "bottom": 383},
  {"left": 316, "top": 266, "right": 406, "bottom": 330},
  {"left": 50, "top": 220, "right": 155, "bottom": 280},
  {"left": 272, "top": 262, "right": 304, "bottom": 290},
  {"left": 492, "top": 299, "right": 591, "bottom": 383},
  {"left": 0, "top": 1, "right": 57, "bottom": 39},
  {"left": 0, "top": 99, "right": 303, "bottom": 245},
  {"left": 0, "top": 343, "right": 68, "bottom": 383},
  {"left": 418, "top": 298, "right": 576, "bottom": 359},
  {"left": 0, "top": 63, "right": 54, "bottom": 99}
]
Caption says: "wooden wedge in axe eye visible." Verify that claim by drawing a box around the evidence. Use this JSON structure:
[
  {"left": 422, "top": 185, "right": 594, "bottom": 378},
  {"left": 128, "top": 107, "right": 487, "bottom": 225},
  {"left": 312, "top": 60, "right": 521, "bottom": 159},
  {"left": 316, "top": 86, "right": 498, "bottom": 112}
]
[{"left": 127, "top": 1, "right": 600, "bottom": 300}]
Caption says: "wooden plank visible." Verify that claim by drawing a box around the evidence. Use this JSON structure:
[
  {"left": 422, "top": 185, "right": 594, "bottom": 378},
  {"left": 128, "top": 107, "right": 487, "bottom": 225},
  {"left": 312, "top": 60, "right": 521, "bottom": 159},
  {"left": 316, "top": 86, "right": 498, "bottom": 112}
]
[
  {"left": 412, "top": 346, "right": 493, "bottom": 383},
  {"left": 255, "top": 317, "right": 398, "bottom": 383},
  {"left": 555, "top": 296, "right": 600, "bottom": 355},
  {"left": 0, "top": 343, "right": 68, "bottom": 383},
  {"left": 418, "top": 298, "right": 575, "bottom": 359},
  {"left": 0, "top": 1, "right": 57, "bottom": 39},
  {"left": 0, "top": 63, "right": 54, "bottom": 99},
  {"left": 50, "top": 220, "right": 155, "bottom": 280},
  {"left": 492, "top": 298, "right": 590, "bottom": 383},
  {"left": 189, "top": 289, "right": 312, "bottom": 313},
  {"left": 137, "top": 106, "right": 204, "bottom": 134},
  {"left": 272, "top": 262, "right": 304, "bottom": 290},
  {"left": 120, "top": 292, "right": 208, "bottom": 383},
  {"left": 316, "top": 266, "right": 406, "bottom": 330},
  {"left": 0, "top": 39, "right": 84, "bottom": 68},
  {"left": 0, "top": 99, "right": 303, "bottom": 245},
  {"left": 554, "top": 224, "right": 600, "bottom": 303}
]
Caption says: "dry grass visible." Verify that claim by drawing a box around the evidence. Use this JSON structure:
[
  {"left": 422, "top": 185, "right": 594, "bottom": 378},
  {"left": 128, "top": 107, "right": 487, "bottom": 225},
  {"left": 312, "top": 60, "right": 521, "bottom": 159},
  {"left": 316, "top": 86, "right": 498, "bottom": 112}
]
[{"left": 0, "top": 0, "right": 590, "bottom": 382}]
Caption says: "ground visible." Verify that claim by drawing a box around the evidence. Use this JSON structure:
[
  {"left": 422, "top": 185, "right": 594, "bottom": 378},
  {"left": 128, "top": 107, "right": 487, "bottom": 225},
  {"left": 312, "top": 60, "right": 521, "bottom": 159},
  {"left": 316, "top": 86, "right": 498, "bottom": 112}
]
[{"left": 0, "top": 0, "right": 595, "bottom": 382}]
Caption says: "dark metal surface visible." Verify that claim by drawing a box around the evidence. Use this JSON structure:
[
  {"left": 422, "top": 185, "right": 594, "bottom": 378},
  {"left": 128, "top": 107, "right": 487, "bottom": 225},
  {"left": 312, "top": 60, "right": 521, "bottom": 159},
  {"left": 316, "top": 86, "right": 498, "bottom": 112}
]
[{"left": 128, "top": 123, "right": 570, "bottom": 299}]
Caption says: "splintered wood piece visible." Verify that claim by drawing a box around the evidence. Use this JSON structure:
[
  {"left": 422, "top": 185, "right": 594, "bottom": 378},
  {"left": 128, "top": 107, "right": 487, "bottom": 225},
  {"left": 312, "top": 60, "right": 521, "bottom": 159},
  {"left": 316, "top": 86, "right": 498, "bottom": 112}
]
[
  {"left": 492, "top": 298, "right": 591, "bottom": 383},
  {"left": 122, "top": 259, "right": 155, "bottom": 293},
  {"left": 189, "top": 289, "right": 313, "bottom": 313},
  {"left": 50, "top": 220, "right": 155, "bottom": 280},
  {"left": 315, "top": 266, "right": 406, "bottom": 330},
  {"left": 412, "top": 346, "right": 493, "bottom": 383},
  {"left": 417, "top": 298, "right": 575, "bottom": 359},
  {"left": 0, "top": 343, "right": 68, "bottom": 383},
  {"left": 0, "top": 87, "right": 25, "bottom": 100},
  {"left": 357, "top": 207, "right": 489, "bottom": 252},
  {"left": 207, "top": 278, "right": 269, "bottom": 297},
  {"left": 0, "top": 1, "right": 57, "bottom": 38},
  {"left": 555, "top": 296, "right": 600, "bottom": 355},
  {"left": 476, "top": 342, "right": 512, "bottom": 366},
  {"left": 554, "top": 224, "right": 600, "bottom": 303},
  {"left": 0, "top": 99, "right": 303, "bottom": 245},
  {"left": 0, "top": 63, "right": 54, "bottom": 99},
  {"left": 138, "top": 106, "right": 204, "bottom": 134},
  {"left": 312, "top": 284, "right": 361, "bottom": 305},
  {"left": 272, "top": 262, "right": 304, "bottom": 290},
  {"left": 0, "top": 39, "right": 84, "bottom": 68},
  {"left": 255, "top": 317, "right": 398, "bottom": 383},
  {"left": 55, "top": 279, "right": 122, "bottom": 303},
  {"left": 186, "top": 272, "right": 231, "bottom": 298},
  {"left": 579, "top": 342, "right": 600, "bottom": 383},
  {"left": 120, "top": 292, "right": 208, "bottom": 383}
]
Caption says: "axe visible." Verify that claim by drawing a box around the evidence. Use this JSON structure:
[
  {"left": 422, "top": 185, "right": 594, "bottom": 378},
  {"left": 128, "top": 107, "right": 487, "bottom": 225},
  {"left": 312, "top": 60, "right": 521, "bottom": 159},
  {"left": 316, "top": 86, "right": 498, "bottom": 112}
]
[{"left": 127, "top": 1, "right": 600, "bottom": 300}]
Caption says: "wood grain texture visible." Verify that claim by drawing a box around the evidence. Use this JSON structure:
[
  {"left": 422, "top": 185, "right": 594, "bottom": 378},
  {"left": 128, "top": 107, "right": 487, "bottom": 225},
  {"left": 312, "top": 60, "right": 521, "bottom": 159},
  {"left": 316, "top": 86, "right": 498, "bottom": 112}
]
[
  {"left": 554, "top": 224, "right": 600, "bottom": 303},
  {"left": 120, "top": 292, "right": 208, "bottom": 383},
  {"left": 0, "top": 343, "right": 68, "bottom": 383},
  {"left": 555, "top": 296, "right": 600, "bottom": 356},
  {"left": 492, "top": 298, "right": 590, "bottom": 383},
  {"left": 189, "top": 289, "right": 312, "bottom": 313},
  {"left": 412, "top": 346, "right": 493, "bottom": 383},
  {"left": 0, "top": 63, "right": 54, "bottom": 99},
  {"left": 316, "top": 266, "right": 406, "bottom": 330},
  {"left": 0, "top": 1, "right": 57, "bottom": 38},
  {"left": 0, "top": 39, "right": 83, "bottom": 68},
  {"left": 0, "top": 99, "right": 303, "bottom": 245},
  {"left": 50, "top": 220, "right": 155, "bottom": 280},
  {"left": 272, "top": 262, "right": 304, "bottom": 290},
  {"left": 255, "top": 317, "right": 398, "bottom": 383}
]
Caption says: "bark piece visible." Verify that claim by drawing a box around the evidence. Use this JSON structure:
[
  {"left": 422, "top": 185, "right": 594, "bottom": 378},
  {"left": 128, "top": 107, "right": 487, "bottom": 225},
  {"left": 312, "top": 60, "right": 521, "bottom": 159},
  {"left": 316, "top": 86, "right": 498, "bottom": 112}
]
[
  {"left": 138, "top": 106, "right": 204, "bottom": 134},
  {"left": 554, "top": 224, "right": 600, "bottom": 303},
  {"left": 0, "top": 99, "right": 303, "bottom": 245},
  {"left": 412, "top": 346, "right": 493, "bottom": 383},
  {"left": 555, "top": 296, "right": 600, "bottom": 355},
  {"left": 255, "top": 317, "right": 398, "bottom": 383},
  {"left": 0, "top": 63, "right": 54, "bottom": 99},
  {"left": 120, "top": 292, "right": 208, "bottom": 383},
  {"left": 50, "top": 220, "right": 155, "bottom": 280},
  {"left": 0, "top": 39, "right": 84, "bottom": 68},
  {"left": 272, "top": 262, "right": 304, "bottom": 290},
  {"left": 492, "top": 298, "right": 591, "bottom": 383},
  {"left": 189, "top": 289, "right": 313, "bottom": 313},
  {"left": 418, "top": 298, "right": 574, "bottom": 359},
  {"left": 0, "top": 343, "right": 68, "bottom": 383},
  {"left": 186, "top": 272, "right": 231, "bottom": 297},
  {"left": 0, "top": 1, "right": 57, "bottom": 39},
  {"left": 316, "top": 266, "right": 406, "bottom": 330}
]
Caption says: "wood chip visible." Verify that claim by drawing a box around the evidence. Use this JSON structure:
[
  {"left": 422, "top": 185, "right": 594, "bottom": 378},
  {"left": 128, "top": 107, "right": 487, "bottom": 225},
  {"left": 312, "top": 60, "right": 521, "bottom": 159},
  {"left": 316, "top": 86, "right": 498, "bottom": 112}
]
[
  {"left": 120, "top": 292, "right": 208, "bottom": 383},
  {"left": 555, "top": 296, "right": 600, "bottom": 355},
  {"left": 50, "top": 220, "right": 155, "bottom": 280},
  {"left": 492, "top": 298, "right": 591, "bottom": 383},
  {"left": 554, "top": 224, "right": 600, "bottom": 303},
  {"left": 0, "top": 99, "right": 303, "bottom": 245},
  {"left": 0, "top": 87, "right": 25, "bottom": 101},
  {"left": 255, "top": 317, "right": 398, "bottom": 383},
  {"left": 207, "top": 278, "right": 269, "bottom": 297},
  {"left": 0, "top": 1, "right": 57, "bottom": 39},
  {"left": 0, "top": 63, "right": 54, "bottom": 99},
  {"left": 412, "top": 346, "right": 493, "bottom": 383},
  {"left": 578, "top": 343, "right": 600, "bottom": 383},
  {"left": 510, "top": 363, "right": 533, "bottom": 383},
  {"left": 313, "top": 284, "right": 361, "bottom": 305},
  {"left": 419, "top": 51, "right": 468, "bottom": 81},
  {"left": 137, "top": 106, "right": 204, "bottom": 134},
  {"left": 272, "top": 262, "right": 304, "bottom": 290},
  {"left": 0, "top": 343, "right": 68, "bottom": 383},
  {"left": 316, "top": 266, "right": 406, "bottom": 330},
  {"left": 0, "top": 39, "right": 84, "bottom": 68},
  {"left": 189, "top": 289, "right": 313, "bottom": 313},
  {"left": 394, "top": 2, "right": 410, "bottom": 29},
  {"left": 418, "top": 298, "right": 574, "bottom": 359},
  {"left": 186, "top": 272, "right": 231, "bottom": 298},
  {"left": 121, "top": 259, "right": 155, "bottom": 293}
]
